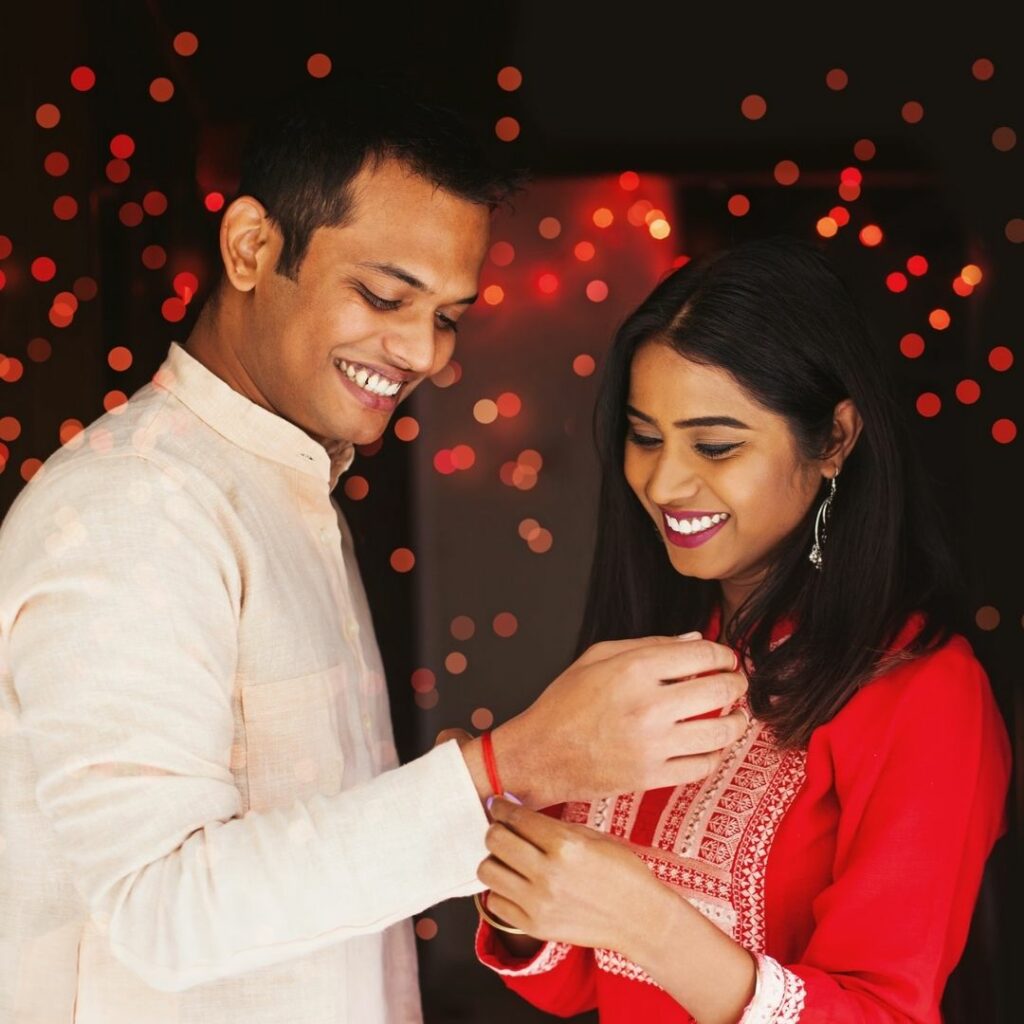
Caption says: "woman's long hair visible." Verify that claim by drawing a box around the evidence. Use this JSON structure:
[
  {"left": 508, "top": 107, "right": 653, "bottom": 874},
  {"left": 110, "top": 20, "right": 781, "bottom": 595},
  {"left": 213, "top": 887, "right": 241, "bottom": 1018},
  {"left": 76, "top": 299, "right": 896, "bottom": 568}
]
[{"left": 577, "top": 237, "right": 962, "bottom": 747}]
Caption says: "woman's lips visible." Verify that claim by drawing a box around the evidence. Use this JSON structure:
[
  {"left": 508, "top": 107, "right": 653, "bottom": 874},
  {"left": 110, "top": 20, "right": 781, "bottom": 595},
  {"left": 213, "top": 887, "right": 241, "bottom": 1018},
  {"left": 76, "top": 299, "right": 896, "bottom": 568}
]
[{"left": 659, "top": 509, "right": 731, "bottom": 549}]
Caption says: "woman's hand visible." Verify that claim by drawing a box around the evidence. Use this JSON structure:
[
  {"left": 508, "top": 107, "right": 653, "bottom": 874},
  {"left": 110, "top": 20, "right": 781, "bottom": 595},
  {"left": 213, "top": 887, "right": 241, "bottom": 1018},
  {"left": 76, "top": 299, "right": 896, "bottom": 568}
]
[{"left": 477, "top": 798, "right": 667, "bottom": 957}]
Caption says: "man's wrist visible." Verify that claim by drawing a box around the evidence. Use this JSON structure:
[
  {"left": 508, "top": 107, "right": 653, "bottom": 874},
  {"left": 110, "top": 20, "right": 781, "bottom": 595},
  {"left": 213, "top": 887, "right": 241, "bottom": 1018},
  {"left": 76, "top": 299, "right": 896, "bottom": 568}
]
[{"left": 456, "top": 714, "right": 556, "bottom": 808}]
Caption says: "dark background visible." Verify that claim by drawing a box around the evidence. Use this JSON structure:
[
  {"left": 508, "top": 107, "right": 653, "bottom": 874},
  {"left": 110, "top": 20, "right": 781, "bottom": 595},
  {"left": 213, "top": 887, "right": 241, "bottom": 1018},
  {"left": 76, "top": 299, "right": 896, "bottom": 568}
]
[{"left": 1, "top": 3, "right": 1020, "bottom": 1021}]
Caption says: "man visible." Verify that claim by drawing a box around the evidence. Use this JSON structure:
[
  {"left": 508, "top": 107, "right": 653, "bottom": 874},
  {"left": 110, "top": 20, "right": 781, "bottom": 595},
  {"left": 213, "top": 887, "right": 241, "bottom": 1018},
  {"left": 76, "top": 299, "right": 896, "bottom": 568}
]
[{"left": 0, "top": 84, "right": 748, "bottom": 1022}]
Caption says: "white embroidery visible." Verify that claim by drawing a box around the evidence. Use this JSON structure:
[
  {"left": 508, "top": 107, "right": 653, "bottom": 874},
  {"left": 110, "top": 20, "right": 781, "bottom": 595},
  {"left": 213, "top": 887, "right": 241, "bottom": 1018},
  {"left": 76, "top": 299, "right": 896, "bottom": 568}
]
[
  {"left": 594, "top": 948, "right": 658, "bottom": 987},
  {"left": 482, "top": 930, "right": 573, "bottom": 977},
  {"left": 739, "top": 954, "right": 807, "bottom": 1023}
]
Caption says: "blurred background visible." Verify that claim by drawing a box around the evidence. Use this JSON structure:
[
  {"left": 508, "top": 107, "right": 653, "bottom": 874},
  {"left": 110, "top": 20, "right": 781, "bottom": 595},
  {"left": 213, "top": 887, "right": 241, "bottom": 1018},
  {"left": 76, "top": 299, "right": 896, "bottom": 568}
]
[{"left": 1, "top": 3, "right": 1020, "bottom": 1021}]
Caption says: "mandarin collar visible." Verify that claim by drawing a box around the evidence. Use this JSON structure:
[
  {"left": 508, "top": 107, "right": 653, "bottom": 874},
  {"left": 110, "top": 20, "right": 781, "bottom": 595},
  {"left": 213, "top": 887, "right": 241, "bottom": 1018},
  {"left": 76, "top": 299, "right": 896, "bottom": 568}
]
[{"left": 153, "top": 343, "right": 355, "bottom": 490}]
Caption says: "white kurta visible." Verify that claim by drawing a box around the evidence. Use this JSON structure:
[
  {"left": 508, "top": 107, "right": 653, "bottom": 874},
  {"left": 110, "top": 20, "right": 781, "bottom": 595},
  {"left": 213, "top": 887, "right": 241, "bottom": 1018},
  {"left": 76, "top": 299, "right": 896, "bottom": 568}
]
[{"left": 0, "top": 342, "right": 489, "bottom": 1023}]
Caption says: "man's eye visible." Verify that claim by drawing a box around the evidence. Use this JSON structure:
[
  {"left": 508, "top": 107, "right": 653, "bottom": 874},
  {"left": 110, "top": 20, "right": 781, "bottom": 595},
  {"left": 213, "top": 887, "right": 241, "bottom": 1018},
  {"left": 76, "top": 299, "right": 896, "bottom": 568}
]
[
  {"left": 626, "top": 430, "right": 660, "bottom": 448},
  {"left": 695, "top": 442, "right": 743, "bottom": 459},
  {"left": 359, "top": 287, "right": 401, "bottom": 311}
]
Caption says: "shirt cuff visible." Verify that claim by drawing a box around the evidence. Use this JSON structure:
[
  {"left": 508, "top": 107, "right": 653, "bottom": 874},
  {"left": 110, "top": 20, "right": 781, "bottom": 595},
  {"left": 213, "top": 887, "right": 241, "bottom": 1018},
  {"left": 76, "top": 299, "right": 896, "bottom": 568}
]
[
  {"left": 475, "top": 918, "right": 573, "bottom": 976},
  {"left": 738, "top": 953, "right": 807, "bottom": 1024}
]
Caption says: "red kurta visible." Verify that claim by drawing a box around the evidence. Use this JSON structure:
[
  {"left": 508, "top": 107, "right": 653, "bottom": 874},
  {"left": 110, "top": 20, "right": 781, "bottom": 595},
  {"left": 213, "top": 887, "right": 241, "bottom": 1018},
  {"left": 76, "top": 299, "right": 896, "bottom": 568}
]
[{"left": 477, "top": 626, "right": 1010, "bottom": 1022}]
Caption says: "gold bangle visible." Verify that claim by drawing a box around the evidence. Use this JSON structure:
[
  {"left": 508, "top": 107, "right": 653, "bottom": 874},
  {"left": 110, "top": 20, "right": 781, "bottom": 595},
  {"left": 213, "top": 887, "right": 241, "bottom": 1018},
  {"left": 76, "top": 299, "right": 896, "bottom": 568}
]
[{"left": 473, "top": 890, "right": 526, "bottom": 935}]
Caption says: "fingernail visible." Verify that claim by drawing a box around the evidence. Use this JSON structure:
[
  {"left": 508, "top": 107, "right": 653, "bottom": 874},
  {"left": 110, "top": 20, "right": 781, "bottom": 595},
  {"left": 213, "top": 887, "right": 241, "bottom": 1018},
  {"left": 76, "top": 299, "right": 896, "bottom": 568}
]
[{"left": 677, "top": 631, "right": 702, "bottom": 640}]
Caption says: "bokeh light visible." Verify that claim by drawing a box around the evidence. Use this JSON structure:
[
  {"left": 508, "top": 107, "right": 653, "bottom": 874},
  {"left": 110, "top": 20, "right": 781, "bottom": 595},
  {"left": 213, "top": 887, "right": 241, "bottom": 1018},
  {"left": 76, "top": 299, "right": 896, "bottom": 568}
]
[
  {"left": 489, "top": 241, "right": 515, "bottom": 266},
  {"left": 728, "top": 194, "right": 750, "bottom": 217},
  {"left": 886, "top": 272, "right": 908, "bottom": 293},
  {"left": 110, "top": 134, "right": 135, "bottom": 159},
  {"left": 825, "top": 68, "right": 848, "bottom": 90},
  {"left": 204, "top": 192, "right": 225, "bottom": 212},
  {"left": 307, "top": 53, "right": 332, "bottom": 78},
  {"left": 1006, "top": 219, "right": 1024, "bottom": 243},
  {"left": 992, "top": 419, "right": 1016, "bottom": 444},
  {"left": 108, "top": 346, "right": 133, "bottom": 371},
  {"left": 972, "top": 57, "right": 995, "bottom": 81},
  {"left": 537, "top": 272, "right": 559, "bottom": 295},
  {"left": 961, "top": 264, "right": 983, "bottom": 286},
  {"left": 592, "top": 207, "right": 614, "bottom": 228},
  {"left": 527, "top": 528, "right": 553, "bottom": 553},
  {"left": 906, "top": 254, "right": 928, "bottom": 276},
  {"left": 496, "top": 392, "right": 521, "bottom": 417},
  {"left": 495, "top": 117, "right": 520, "bottom": 142},
  {"left": 143, "top": 191, "right": 168, "bottom": 216},
  {"left": 394, "top": 416, "right": 419, "bottom": 441},
  {"left": 343, "top": 475, "right": 369, "bottom": 500},
  {"left": 928, "top": 308, "right": 951, "bottom": 330},
  {"left": 853, "top": 138, "right": 876, "bottom": 161},
  {"left": 390, "top": 548, "right": 416, "bottom": 573},
  {"left": 0, "top": 417, "right": 21, "bottom": 442},
  {"left": 0, "top": 236, "right": 12, "bottom": 259},
  {"left": 21, "top": 460, "right": 43, "bottom": 482},
  {"left": 831, "top": 203, "right": 852, "bottom": 224},
  {"left": 59, "top": 419, "right": 84, "bottom": 446},
  {"left": 774, "top": 160, "right": 799, "bottom": 186},
  {"left": 585, "top": 279, "right": 609, "bottom": 302},
  {"left": 106, "top": 159, "right": 130, "bottom": 183},
  {"left": 992, "top": 127, "right": 1016, "bottom": 152},
  {"left": 988, "top": 346, "right": 1013, "bottom": 371},
  {"left": 816, "top": 217, "right": 838, "bottom": 238},
  {"left": 471, "top": 708, "right": 495, "bottom": 731},
  {"left": 538, "top": 216, "right": 561, "bottom": 239},
  {"left": 902, "top": 101, "right": 924, "bottom": 124},
  {"left": 27, "top": 338, "right": 51, "bottom": 363},
  {"left": 411, "top": 668, "right": 436, "bottom": 694},
  {"left": 31, "top": 257, "right": 56, "bottom": 281},
  {"left": 740, "top": 94, "right": 767, "bottom": 120},
  {"left": 916, "top": 392, "right": 942, "bottom": 418},
  {"left": 44, "top": 152, "right": 69, "bottom": 176},
  {"left": 493, "top": 612, "right": 518, "bottom": 637},
  {"left": 445, "top": 652, "right": 467, "bottom": 675},
  {"left": 119, "top": 202, "right": 144, "bottom": 227},
  {"left": 473, "top": 399, "right": 499, "bottom": 424},
  {"left": 104, "top": 390, "right": 128, "bottom": 413},
  {"left": 574, "top": 241, "right": 595, "bottom": 262},
  {"left": 497, "top": 66, "right": 522, "bottom": 91},
  {"left": 142, "top": 245, "right": 167, "bottom": 269},
  {"left": 35, "top": 104, "right": 60, "bottom": 129},
  {"left": 518, "top": 518, "right": 542, "bottom": 542},
  {"left": 573, "top": 354, "right": 596, "bottom": 377},
  {"left": 618, "top": 171, "right": 640, "bottom": 191},
  {"left": 859, "top": 225, "right": 883, "bottom": 247},
  {"left": 70, "top": 66, "right": 96, "bottom": 91},
  {"left": 149, "top": 78, "right": 175, "bottom": 103},
  {"left": 73, "top": 276, "right": 98, "bottom": 300},
  {"left": 648, "top": 218, "right": 671, "bottom": 239},
  {"left": 174, "top": 271, "right": 199, "bottom": 302},
  {"left": 173, "top": 31, "right": 199, "bottom": 56},
  {"left": 956, "top": 379, "right": 981, "bottom": 404},
  {"left": 53, "top": 195, "right": 78, "bottom": 221},
  {"left": 900, "top": 333, "right": 926, "bottom": 359},
  {"left": 162, "top": 297, "right": 187, "bottom": 322},
  {"left": 975, "top": 606, "right": 1000, "bottom": 630},
  {"left": 415, "top": 917, "right": 439, "bottom": 940},
  {"left": 450, "top": 444, "right": 476, "bottom": 470},
  {"left": 450, "top": 615, "right": 475, "bottom": 641}
]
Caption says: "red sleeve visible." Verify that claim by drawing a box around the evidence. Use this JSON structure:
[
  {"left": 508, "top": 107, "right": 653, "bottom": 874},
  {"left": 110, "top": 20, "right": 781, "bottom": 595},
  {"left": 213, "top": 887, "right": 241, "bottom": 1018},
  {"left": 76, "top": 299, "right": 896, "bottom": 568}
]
[
  {"left": 743, "top": 637, "right": 1011, "bottom": 1023},
  {"left": 475, "top": 920, "right": 598, "bottom": 1017}
]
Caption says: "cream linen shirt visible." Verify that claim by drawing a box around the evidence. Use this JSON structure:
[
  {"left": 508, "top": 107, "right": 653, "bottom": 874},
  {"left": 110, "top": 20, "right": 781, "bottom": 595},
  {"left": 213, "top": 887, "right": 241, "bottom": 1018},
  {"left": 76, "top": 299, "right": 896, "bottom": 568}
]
[{"left": 0, "top": 342, "right": 489, "bottom": 1023}]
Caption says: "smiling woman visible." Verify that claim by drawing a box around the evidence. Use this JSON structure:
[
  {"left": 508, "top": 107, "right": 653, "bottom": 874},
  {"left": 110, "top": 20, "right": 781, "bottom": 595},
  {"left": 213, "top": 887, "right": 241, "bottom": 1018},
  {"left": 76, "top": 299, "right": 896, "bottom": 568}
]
[{"left": 474, "top": 237, "right": 1010, "bottom": 1024}]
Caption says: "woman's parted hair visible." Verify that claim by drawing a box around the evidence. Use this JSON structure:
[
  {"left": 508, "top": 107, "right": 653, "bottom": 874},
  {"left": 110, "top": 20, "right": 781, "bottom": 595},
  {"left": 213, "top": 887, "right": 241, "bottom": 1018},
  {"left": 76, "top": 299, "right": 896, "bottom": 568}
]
[{"left": 578, "top": 236, "right": 961, "bottom": 747}]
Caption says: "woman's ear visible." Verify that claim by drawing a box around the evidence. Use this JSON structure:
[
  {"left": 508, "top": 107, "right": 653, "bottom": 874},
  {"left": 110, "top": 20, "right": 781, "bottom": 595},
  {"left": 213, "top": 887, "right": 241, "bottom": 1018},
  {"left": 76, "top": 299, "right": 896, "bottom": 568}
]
[{"left": 825, "top": 399, "right": 863, "bottom": 473}]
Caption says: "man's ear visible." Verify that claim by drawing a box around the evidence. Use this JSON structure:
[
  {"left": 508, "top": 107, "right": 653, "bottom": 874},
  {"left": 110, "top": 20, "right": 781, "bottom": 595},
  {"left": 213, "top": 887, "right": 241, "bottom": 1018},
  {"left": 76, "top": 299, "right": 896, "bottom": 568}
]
[{"left": 219, "top": 196, "right": 276, "bottom": 294}]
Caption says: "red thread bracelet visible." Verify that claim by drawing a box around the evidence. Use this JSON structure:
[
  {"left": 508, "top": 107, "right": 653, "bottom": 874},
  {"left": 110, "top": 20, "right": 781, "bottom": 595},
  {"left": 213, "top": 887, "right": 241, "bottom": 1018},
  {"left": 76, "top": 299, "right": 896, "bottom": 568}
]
[{"left": 480, "top": 729, "right": 504, "bottom": 797}]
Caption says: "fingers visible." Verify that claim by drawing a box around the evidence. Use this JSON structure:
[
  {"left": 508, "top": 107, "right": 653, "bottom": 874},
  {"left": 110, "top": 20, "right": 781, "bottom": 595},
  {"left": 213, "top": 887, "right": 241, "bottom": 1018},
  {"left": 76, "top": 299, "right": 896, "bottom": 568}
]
[
  {"left": 668, "top": 708, "right": 750, "bottom": 755},
  {"left": 489, "top": 798, "right": 568, "bottom": 855},
  {"left": 664, "top": 671, "right": 748, "bottom": 721},
  {"left": 484, "top": 819, "right": 545, "bottom": 880},
  {"left": 477, "top": 853, "right": 532, "bottom": 900},
  {"left": 615, "top": 638, "right": 743, "bottom": 685},
  {"left": 576, "top": 632, "right": 703, "bottom": 667}
]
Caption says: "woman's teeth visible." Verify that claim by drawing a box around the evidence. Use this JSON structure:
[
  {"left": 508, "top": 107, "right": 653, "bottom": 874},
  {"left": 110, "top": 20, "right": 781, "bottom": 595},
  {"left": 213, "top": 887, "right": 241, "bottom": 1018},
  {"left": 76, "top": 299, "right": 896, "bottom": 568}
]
[
  {"left": 335, "top": 358, "right": 402, "bottom": 398},
  {"left": 665, "top": 512, "right": 729, "bottom": 536}
]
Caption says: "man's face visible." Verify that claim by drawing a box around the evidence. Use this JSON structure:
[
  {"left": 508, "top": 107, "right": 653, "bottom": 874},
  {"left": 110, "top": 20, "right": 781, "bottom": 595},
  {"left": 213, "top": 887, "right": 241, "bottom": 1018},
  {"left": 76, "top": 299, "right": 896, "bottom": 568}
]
[{"left": 242, "top": 158, "right": 490, "bottom": 446}]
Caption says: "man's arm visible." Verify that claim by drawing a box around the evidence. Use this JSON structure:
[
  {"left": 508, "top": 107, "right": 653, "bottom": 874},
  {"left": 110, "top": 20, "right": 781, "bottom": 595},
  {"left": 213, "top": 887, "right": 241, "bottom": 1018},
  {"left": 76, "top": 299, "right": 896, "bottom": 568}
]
[{"left": 2, "top": 456, "right": 489, "bottom": 992}]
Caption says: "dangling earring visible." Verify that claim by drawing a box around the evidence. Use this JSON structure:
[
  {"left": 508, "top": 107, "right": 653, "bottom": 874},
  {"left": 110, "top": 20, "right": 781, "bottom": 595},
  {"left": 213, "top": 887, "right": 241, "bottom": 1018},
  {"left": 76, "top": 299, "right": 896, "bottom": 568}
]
[{"left": 808, "top": 470, "right": 838, "bottom": 570}]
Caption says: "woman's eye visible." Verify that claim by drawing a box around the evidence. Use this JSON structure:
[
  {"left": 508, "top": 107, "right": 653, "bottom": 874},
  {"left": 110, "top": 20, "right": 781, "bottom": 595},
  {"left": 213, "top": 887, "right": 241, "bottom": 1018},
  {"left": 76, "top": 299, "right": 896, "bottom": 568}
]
[
  {"left": 695, "top": 442, "right": 743, "bottom": 459},
  {"left": 359, "top": 287, "right": 401, "bottom": 311},
  {"left": 626, "top": 430, "right": 661, "bottom": 448},
  {"left": 436, "top": 312, "right": 458, "bottom": 333}
]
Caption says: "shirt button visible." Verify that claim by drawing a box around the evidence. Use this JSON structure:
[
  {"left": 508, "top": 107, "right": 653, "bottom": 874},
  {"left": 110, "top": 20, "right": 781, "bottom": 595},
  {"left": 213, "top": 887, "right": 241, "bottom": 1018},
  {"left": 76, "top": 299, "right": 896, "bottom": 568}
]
[{"left": 362, "top": 714, "right": 372, "bottom": 731}]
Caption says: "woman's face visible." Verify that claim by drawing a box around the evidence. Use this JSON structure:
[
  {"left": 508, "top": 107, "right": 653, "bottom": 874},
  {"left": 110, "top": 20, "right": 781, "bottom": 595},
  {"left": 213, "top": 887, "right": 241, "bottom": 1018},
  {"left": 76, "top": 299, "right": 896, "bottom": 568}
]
[{"left": 624, "top": 341, "right": 827, "bottom": 612}]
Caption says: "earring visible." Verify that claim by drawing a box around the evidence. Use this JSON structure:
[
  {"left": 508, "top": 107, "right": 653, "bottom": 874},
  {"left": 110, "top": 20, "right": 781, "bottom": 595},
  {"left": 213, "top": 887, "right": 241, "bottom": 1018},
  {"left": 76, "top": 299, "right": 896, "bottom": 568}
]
[{"left": 808, "top": 471, "right": 838, "bottom": 570}]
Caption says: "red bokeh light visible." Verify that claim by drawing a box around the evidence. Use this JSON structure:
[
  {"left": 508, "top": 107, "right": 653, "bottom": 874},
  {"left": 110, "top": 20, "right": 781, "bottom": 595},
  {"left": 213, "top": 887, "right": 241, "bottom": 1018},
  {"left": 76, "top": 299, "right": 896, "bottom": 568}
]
[
  {"left": 70, "top": 66, "right": 96, "bottom": 91},
  {"left": 992, "top": 419, "right": 1016, "bottom": 444},
  {"left": 44, "top": 151, "right": 69, "bottom": 176},
  {"left": 119, "top": 202, "right": 144, "bottom": 227},
  {"left": 162, "top": 297, "right": 187, "bottom": 322},
  {"left": 928, "top": 308, "right": 951, "bottom": 330},
  {"left": 173, "top": 31, "right": 199, "bottom": 56},
  {"left": 497, "top": 66, "right": 523, "bottom": 91},
  {"left": 27, "top": 338, "right": 52, "bottom": 363},
  {"left": 955, "top": 379, "right": 981, "bottom": 404},
  {"left": 774, "top": 160, "right": 799, "bottom": 186},
  {"left": 971, "top": 58, "right": 994, "bottom": 81},
  {"left": 31, "top": 256, "right": 56, "bottom": 282},
  {"left": 21, "top": 459, "right": 43, "bottom": 482},
  {"left": 493, "top": 612, "right": 519, "bottom": 638},
  {"left": 825, "top": 68, "right": 848, "bottom": 90},
  {"left": 433, "top": 449, "right": 456, "bottom": 475},
  {"left": 141, "top": 245, "right": 167, "bottom": 270},
  {"left": 495, "top": 117, "right": 520, "bottom": 142},
  {"left": 853, "top": 138, "right": 876, "bottom": 161},
  {"left": 837, "top": 182, "right": 861, "bottom": 202},
  {"left": 108, "top": 346, "right": 133, "bottom": 372},
  {"left": 36, "top": 104, "right": 60, "bottom": 129},
  {"left": 886, "top": 272, "right": 908, "bottom": 293},
  {"left": 394, "top": 416, "right": 420, "bottom": 441},
  {"left": 307, "top": 53, "right": 332, "bottom": 78},
  {"left": 59, "top": 419, "right": 84, "bottom": 445},
  {"left": 574, "top": 241, "right": 595, "bottom": 262},
  {"left": 343, "top": 475, "right": 369, "bottom": 501},
  {"left": 902, "top": 101, "right": 924, "bottom": 124},
  {"left": 53, "top": 195, "right": 78, "bottom": 221},
  {"left": 573, "top": 354, "right": 596, "bottom": 377},
  {"left": 73, "top": 276, "right": 97, "bottom": 300},
  {"left": 174, "top": 272, "right": 199, "bottom": 302},
  {"left": 489, "top": 241, "right": 515, "bottom": 266},
  {"left": 497, "top": 392, "right": 522, "bottom": 417},
  {"left": 618, "top": 171, "right": 640, "bottom": 191},
  {"left": 740, "top": 94, "right": 767, "bottom": 120},
  {"left": 482, "top": 284, "right": 504, "bottom": 306},
  {"left": 451, "top": 444, "right": 476, "bottom": 470},
  {"left": 585, "top": 279, "right": 609, "bottom": 302},
  {"left": 829, "top": 205, "right": 850, "bottom": 226},
  {"left": 110, "top": 134, "right": 135, "bottom": 159},
  {"left": 0, "top": 235, "right": 11, "bottom": 259},
  {"left": 143, "top": 191, "right": 168, "bottom": 216},
  {"left": 988, "top": 346, "right": 1014, "bottom": 372},
  {"left": 150, "top": 78, "right": 175, "bottom": 103},
  {"left": 816, "top": 217, "right": 838, "bottom": 238},
  {"left": 106, "top": 159, "right": 130, "bottom": 183},
  {"left": 916, "top": 393, "right": 941, "bottom": 418},
  {"left": 899, "top": 333, "right": 925, "bottom": 359},
  {"left": 840, "top": 167, "right": 862, "bottom": 186},
  {"left": 952, "top": 276, "right": 974, "bottom": 297},
  {"left": 411, "top": 668, "right": 436, "bottom": 694},
  {"left": 204, "top": 192, "right": 225, "bottom": 212},
  {"left": 390, "top": 548, "right": 415, "bottom": 573},
  {"left": 859, "top": 225, "right": 883, "bottom": 247},
  {"left": 537, "top": 272, "right": 559, "bottom": 295},
  {"left": 906, "top": 255, "right": 928, "bottom": 276},
  {"left": 728, "top": 194, "right": 750, "bottom": 217},
  {"left": 104, "top": 390, "right": 128, "bottom": 413}
]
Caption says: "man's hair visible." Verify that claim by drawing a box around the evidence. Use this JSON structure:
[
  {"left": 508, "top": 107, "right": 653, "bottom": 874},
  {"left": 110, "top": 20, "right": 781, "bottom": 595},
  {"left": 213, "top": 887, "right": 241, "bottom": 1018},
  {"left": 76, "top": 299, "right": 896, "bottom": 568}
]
[{"left": 236, "top": 80, "right": 521, "bottom": 278}]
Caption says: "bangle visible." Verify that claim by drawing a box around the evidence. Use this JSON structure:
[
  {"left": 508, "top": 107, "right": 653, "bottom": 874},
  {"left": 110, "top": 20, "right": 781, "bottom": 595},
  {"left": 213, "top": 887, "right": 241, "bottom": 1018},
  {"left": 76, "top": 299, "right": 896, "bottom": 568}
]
[
  {"left": 473, "top": 890, "right": 526, "bottom": 935},
  {"left": 480, "top": 729, "right": 503, "bottom": 797}
]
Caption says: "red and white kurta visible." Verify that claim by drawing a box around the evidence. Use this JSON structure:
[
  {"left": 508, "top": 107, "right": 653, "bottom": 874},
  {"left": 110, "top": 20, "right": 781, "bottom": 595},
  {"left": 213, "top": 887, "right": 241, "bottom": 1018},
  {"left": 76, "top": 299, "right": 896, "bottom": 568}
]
[{"left": 478, "top": 625, "right": 1010, "bottom": 1022}]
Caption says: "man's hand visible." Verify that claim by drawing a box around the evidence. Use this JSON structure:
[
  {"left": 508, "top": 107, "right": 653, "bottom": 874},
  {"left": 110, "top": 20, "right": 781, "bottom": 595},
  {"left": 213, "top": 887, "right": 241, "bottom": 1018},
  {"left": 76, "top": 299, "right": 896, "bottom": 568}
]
[{"left": 456, "top": 634, "right": 748, "bottom": 807}]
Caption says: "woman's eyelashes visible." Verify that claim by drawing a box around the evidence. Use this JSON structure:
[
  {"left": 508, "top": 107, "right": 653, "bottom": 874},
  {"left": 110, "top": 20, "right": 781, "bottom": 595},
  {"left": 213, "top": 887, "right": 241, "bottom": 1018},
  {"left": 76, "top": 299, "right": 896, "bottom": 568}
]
[
  {"left": 626, "top": 430, "right": 744, "bottom": 460},
  {"left": 357, "top": 285, "right": 458, "bottom": 333}
]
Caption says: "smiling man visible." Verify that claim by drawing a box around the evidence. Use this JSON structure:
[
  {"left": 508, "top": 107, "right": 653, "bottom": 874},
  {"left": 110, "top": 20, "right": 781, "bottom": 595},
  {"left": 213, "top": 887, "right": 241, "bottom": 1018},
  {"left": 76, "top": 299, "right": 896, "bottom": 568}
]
[{"left": 0, "top": 84, "right": 749, "bottom": 1023}]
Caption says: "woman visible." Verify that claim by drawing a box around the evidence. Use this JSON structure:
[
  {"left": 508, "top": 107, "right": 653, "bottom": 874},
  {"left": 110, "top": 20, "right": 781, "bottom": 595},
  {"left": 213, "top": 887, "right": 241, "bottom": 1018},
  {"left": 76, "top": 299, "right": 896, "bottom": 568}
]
[{"left": 472, "top": 238, "right": 1010, "bottom": 1022}]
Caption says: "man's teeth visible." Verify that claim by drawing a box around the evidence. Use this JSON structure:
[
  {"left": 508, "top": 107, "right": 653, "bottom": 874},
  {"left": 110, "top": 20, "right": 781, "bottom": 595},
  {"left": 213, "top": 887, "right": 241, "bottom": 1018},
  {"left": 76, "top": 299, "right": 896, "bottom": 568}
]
[
  {"left": 665, "top": 512, "right": 729, "bottom": 535},
  {"left": 335, "top": 359, "right": 402, "bottom": 398}
]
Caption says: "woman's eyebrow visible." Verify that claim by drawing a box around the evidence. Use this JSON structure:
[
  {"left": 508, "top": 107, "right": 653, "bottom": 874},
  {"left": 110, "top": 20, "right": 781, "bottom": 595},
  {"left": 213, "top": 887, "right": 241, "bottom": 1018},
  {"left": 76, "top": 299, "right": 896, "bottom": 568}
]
[{"left": 625, "top": 405, "right": 751, "bottom": 430}]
